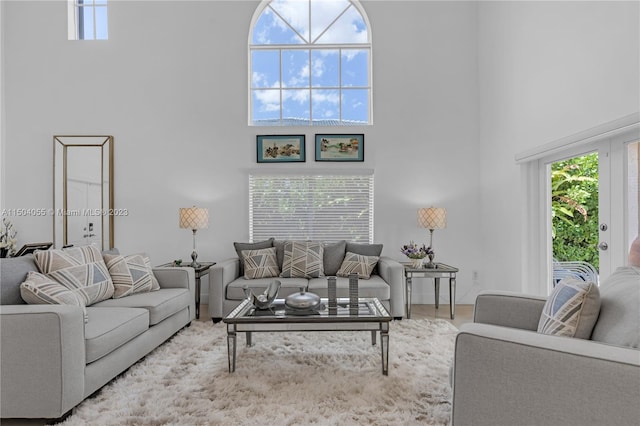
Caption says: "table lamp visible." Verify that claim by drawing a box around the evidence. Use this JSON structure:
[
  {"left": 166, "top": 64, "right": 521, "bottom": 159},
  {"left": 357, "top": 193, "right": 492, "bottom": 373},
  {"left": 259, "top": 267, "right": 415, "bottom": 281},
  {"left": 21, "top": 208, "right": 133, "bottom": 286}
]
[
  {"left": 417, "top": 207, "right": 447, "bottom": 267},
  {"left": 179, "top": 206, "right": 209, "bottom": 267}
]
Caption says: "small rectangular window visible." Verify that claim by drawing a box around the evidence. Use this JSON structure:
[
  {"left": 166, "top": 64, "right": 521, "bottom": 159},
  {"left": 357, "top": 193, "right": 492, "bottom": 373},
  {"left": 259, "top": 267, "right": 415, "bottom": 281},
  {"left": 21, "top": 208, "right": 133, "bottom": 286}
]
[
  {"left": 68, "top": 0, "right": 108, "bottom": 41},
  {"left": 249, "top": 172, "right": 374, "bottom": 242}
]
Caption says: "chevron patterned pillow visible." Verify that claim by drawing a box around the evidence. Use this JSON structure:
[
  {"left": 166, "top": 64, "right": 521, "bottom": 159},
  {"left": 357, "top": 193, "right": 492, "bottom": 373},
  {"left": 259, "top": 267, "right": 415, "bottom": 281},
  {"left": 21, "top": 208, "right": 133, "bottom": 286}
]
[
  {"left": 20, "top": 271, "right": 88, "bottom": 323},
  {"left": 242, "top": 247, "right": 280, "bottom": 279},
  {"left": 103, "top": 253, "right": 160, "bottom": 298},
  {"left": 280, "top": 241, "right": 324, "bottom": 278},
  {"left": 336, "top": 251, "right": 379, "bottom": 280},
  {"left": 34, "top": 245, "right": 114, "bottom": 306},
  {"left": 537, "top": 277, "right": 601, "bottom": 339}
]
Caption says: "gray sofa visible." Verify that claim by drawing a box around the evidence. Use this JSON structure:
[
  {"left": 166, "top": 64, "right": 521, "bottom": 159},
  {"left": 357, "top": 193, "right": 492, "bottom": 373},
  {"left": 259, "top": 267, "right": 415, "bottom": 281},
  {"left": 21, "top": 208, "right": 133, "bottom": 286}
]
[
  {"left": 0, "top": 254, "right": 196, "bottom": 420},
  {"left": 451, "top": 265, "right": 640, "bottom": 425},
  {"left": 208, "top": 240, "right": 406, "bottom": 320}
]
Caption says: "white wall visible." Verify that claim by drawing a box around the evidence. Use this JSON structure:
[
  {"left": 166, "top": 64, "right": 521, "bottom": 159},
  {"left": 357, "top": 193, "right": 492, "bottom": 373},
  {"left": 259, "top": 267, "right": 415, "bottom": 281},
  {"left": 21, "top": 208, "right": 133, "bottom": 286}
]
[
  {"left": 477, "top": 0, "right": 640, "bottom": 293},
  {"left": 2, "top": 1, "right": 482, "bottom": 304},
  {"left": 4, "top": 1, "right": 637, "bottom": 304}
]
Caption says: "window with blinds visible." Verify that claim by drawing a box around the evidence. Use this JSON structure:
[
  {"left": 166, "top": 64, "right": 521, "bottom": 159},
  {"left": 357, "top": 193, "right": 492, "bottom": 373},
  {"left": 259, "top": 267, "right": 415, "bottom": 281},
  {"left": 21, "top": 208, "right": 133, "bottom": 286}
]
[{"left": 249, "top": 172, "right": 374, "bottom": 243}]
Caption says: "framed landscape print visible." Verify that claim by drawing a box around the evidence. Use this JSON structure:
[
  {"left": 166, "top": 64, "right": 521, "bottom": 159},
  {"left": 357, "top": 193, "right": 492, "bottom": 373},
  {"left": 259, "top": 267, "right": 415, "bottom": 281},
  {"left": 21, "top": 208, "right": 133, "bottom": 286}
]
[
  {"left": 257, "top": 135, "right": 305, "bottom": 163},
  {"left": 315, "top": 134, "right": 364, "bottom": 162}
]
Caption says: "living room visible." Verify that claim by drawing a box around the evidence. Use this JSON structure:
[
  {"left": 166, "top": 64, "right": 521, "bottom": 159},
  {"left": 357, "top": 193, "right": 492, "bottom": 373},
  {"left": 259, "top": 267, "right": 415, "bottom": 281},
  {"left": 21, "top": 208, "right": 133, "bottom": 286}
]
[{"left": 1, "top": 0, "right": 639, "bottom": 424}]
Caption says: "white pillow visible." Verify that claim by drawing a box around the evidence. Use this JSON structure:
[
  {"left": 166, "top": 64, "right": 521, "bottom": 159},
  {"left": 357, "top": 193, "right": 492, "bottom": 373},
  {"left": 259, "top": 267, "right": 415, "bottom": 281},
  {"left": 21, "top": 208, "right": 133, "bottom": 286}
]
[{"left": 537, "top": 278, "right": 601, "bottom": 339}]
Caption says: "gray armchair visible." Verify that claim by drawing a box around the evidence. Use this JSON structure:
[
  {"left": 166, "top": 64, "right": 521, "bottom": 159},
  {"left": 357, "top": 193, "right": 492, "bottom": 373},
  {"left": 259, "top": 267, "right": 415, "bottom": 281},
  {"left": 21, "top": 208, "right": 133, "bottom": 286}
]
[{"left": 451, "top": 266, "right": 640, "bottom": 426}]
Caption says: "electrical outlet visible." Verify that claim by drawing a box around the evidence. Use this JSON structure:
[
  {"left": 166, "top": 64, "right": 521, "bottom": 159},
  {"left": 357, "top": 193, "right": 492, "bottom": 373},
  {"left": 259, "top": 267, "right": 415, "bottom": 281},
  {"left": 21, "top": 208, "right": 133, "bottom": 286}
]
[{"left": 472, "top": 270, "right": 479, "bottom": 285}]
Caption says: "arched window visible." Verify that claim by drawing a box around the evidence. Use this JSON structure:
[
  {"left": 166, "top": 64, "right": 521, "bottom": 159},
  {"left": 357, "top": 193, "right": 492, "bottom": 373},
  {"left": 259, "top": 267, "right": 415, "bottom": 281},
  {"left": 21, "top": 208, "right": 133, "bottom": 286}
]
[{"left": 249, "top": 0, "right": 372, "bottom": 126}]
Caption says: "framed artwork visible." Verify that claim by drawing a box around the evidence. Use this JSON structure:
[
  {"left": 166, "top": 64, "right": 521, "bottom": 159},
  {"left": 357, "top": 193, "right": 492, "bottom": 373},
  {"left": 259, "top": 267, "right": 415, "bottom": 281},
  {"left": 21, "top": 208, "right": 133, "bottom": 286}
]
[
  {"left": 257, "top": 135, "right": 305, "bottom": 163},
  {"left": 315, "top": 134, "right": 364, "bottom": 162}
]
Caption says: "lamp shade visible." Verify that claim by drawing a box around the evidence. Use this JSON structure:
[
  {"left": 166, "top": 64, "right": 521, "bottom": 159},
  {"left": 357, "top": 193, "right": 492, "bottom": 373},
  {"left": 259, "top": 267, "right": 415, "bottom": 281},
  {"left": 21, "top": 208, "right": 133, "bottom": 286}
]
[
  {"left": 418, "top": 207, "right": 447, "bottom": 230},
  {"left": 179, "top": 207, "right": 209, "bottom": 230}
]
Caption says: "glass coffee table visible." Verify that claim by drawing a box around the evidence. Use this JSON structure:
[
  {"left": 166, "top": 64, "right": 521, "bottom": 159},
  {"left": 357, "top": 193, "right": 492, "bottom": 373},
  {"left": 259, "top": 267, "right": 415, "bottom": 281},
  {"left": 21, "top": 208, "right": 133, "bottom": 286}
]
[{"left": 223, "top": 297, "right": 392, "bottom": 375}]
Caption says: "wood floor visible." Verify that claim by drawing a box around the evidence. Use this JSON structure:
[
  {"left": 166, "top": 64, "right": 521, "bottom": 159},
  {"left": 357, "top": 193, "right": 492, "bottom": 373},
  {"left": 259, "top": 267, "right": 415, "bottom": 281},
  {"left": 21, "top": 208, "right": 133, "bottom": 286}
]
[{"left": 2, "top": 303, "right": 474, "bottom": 426}]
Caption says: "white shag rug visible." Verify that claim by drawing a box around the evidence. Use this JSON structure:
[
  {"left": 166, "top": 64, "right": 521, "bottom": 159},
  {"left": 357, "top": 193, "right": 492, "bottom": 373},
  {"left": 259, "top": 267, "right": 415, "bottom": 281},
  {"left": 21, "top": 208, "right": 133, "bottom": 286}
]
[{"left": 60, "top": 319, "right": 458, "bottom": 426}]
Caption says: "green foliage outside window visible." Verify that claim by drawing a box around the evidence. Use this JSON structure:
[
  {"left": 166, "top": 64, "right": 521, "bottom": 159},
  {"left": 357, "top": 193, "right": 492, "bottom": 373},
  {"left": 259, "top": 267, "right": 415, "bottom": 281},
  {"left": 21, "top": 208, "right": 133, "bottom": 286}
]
[{"left": 551, "top": 153, "right": 599, "bottom": 270}]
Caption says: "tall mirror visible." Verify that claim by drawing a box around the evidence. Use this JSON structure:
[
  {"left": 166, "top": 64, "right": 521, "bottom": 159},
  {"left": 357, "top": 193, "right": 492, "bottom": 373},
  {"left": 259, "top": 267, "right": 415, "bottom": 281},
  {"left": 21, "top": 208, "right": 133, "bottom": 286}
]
[{"left": 53, "top": 135, "right": 114, "bottom": 250}]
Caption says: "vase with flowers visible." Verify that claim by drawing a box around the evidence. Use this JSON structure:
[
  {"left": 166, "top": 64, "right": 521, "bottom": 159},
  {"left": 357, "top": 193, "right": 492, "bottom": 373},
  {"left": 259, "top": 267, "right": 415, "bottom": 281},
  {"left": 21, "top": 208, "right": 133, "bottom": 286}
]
[
  {"left": 0, "top": 218, "right": 18, "bottom": 258},
  {"left": 400, "top": 241, "right": 433, "bottom": 269}
]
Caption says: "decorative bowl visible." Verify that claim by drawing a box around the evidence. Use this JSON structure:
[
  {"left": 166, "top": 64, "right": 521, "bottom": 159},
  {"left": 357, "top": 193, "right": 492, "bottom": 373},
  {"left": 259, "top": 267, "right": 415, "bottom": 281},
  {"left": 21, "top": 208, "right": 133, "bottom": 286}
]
[
  {"left": 243, "top": 280, "right": 281, "bottom": 309},
  {"left": 285, "top": 287, "right": 321, "bottom": 310}
]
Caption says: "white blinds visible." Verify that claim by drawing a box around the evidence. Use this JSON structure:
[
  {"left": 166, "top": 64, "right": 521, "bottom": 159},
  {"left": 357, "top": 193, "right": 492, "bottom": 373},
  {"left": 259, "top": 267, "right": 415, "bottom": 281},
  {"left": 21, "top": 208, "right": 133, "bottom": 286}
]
[{"left": 249, "top": 173, "right": 374, "bottom": 243}]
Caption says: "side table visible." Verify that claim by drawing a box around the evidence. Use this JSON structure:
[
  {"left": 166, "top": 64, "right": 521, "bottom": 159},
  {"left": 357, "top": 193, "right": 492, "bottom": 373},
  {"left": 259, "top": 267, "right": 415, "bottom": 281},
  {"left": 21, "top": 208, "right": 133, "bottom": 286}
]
[
  {"left": 403, "top": 262, "right": 458, "bottom": 319},
  {"left": 157, "top": 261, "right": 215, "bottom": 319}
]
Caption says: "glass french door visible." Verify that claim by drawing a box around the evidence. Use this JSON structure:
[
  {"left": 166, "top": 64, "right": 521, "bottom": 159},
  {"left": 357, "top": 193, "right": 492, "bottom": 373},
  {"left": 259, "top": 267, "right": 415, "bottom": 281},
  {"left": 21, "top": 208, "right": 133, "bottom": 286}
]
[{"left": 543, "top": 136, "right": 638, "bottom": 291}]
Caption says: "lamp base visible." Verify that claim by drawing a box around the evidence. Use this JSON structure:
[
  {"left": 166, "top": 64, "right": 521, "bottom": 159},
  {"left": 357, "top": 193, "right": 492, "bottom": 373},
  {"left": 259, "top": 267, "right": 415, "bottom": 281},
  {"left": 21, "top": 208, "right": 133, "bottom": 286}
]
[{"left": 190, "top": 250, "right": 200, "bottom": 268}]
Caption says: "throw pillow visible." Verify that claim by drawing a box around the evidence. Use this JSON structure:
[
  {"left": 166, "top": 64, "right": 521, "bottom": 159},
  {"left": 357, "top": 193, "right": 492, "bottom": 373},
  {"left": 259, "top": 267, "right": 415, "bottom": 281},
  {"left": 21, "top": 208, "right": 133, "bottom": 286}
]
[
  {"left": 537, "top": 277, "right": 601, "bottom": 339},
  {"left": 242, "top": 247, "right": 280, "bottom": 279},
  {"left": 336, "top": 251, "right": 380, "bottom": 280},
  {"left": 345, "top": 242, "right": 383, "bottom": 275},
  {"left": 590, "top": 266, "right": 640, "bottom": 348},
  {"left": 323, "top": 240, "right": 347, "bottom": 276},
  {"left": 34, "top": 244, "right": 114, "bottom": 306},
  {"left": 280, "top": 241, "right": 324, "bottom": 278},
  {"left": 103, "top": 253, "right": 160, "bottom": 298},
  {"left": 234, "top": 238, "right": 274, "bottom": 275},
  {"left": 20, "top": 271, "right": 88, "bottom": 323}
]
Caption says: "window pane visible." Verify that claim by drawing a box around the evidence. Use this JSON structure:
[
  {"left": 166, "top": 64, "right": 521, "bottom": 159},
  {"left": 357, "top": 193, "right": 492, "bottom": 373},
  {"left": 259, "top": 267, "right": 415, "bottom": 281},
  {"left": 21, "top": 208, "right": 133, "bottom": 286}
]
[
  {"left": 310, "top": 0, "right": 350, "bottom": 42},
  {"left": 269, "top": 0, "right": 310, "bottom": 42},
  {"left": 316, "top": 6, "right": 367, "bottom": 44},
  {"left": 312, "top": 89, "right": 339, "bottom": 123},
  {"left": 283, "top": 50, "right": 309, "bottom": 88},
  {"left": 283, "top": 89, "right": 310, "bottom": 122},
  {"left": 252, "top": 50, "right": 280, "bottom": 88},
  {"left": 342, "top": 49, "right": 368, "bottom": 87},
  {"left": 312, "top": 50, "right": 339, "bottom": 87},
  {"left": 249, "top": 1, "right": 371, "bottom": 126},
  {"left": 95, "top": 6, "right": 108, "bottom": 40},
  {"left": 342, "top": 89, "right": 369, "bottom": 123},
  {"left": 82, "top": 7, "right": 95, "bottom": 40},
  {"left": 252, "top": 90, "right": 281, "bottom": 125},
  {"left": 252, "top": 7, "right": 305, "bottom": 45}
]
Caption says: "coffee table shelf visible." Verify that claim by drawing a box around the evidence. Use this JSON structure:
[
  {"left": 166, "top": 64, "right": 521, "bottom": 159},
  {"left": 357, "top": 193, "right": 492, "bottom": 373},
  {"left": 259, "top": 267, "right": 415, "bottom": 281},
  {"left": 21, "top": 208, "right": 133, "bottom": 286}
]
[{"left": 223, "top": 297, "right": 391, "bottom": 375}]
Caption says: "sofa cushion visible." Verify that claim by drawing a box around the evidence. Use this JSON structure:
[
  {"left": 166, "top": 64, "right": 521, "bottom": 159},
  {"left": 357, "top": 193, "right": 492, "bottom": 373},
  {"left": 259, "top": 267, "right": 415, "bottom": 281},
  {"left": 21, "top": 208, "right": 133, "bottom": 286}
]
[
  {"left": 537, "top": 277, "right": 600, "bottom": 339},
  {"left": 242, "top": 247, "right": 280, "bottom": 279},
  {"left": 280, "top": 241, "right": 324, "bottom": 278},
  {"left": 336, "top": 252, "right": 379, "bottom": 280},
  {"left": 323, "top": 240, "right": 347, "bottom": 276},
  {"left": 226, "top": 277, "right": 309, "bottom": 300},
  {"left": 20, "top": 271, "right": 88, "bottom": 322},
  {"left": 34, "top": 245, "right": 114, "bottom": 306},
  {"left": 345, "top": 242, "right": 383, "bottom": 257},
  {"left": 234, "top": 238, "right": 274, "bottom": 275},
  {"left": 91, "top": 288, "right": 190, "bottom": 325},
  {"left": 0, "top": 255, "right": 38, "bottom": 305},
  {"left": 308, "top": 275, "right": 390, "bottom": 300},
  {"left": 590, "top": 266, "right": 640, "bottom": 348},
  {"left": 103, "top": 253, "right": 160, "bottom": 298},
  {"left": 84, "top": 307, "right": 149, "bottom": 363}
]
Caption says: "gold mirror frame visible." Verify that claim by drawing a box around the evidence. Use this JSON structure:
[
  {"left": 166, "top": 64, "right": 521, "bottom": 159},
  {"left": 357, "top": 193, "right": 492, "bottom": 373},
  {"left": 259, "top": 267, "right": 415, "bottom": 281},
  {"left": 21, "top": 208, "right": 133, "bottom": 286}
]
[{"left": 53, "top": 135, "right": 114, "bottom": 250}]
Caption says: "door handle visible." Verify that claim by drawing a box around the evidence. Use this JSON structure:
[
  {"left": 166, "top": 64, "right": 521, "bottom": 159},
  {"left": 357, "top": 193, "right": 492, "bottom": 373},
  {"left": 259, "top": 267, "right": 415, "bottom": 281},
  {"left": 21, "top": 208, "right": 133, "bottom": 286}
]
[{"left": 598, "top": 242, "right": 609, "bottom": 251}]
